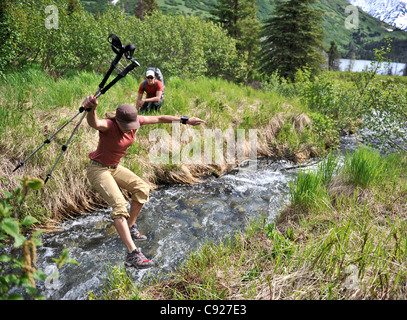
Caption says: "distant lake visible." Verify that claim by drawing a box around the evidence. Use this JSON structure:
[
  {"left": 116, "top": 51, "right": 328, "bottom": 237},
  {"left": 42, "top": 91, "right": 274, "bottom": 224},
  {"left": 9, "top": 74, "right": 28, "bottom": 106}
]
[{"left": 339, "top": 59, "right": 406, "bottom": 76}]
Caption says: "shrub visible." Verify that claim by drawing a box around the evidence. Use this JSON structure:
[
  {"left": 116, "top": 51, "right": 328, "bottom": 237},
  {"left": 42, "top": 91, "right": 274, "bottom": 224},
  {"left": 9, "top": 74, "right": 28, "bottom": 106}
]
[
  {"left": 3, "top": 2, "right": 240, "bottom": 80},
  {"left": 0, "top": 176, "right": 78, "bottom": 300}
]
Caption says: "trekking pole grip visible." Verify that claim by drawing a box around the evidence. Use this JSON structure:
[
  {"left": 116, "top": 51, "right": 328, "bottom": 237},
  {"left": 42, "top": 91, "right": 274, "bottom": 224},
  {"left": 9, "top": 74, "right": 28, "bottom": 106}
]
[{"left": 79, "top": 106, "right": 92, "bottom": 113}]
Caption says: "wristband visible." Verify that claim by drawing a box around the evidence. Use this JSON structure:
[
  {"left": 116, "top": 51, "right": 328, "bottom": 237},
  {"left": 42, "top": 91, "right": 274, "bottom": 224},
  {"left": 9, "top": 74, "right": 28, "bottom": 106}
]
[{"left": 181, "top": 116, "right": 189, "bottom": 125}]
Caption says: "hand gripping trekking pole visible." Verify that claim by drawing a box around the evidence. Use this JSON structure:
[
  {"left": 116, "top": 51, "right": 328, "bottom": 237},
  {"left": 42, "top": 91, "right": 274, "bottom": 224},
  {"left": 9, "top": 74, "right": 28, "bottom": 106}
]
[
  {"left": 43, "top": 35, "right": 140, "bottom": 184},
  {"left": 44, "top": 59, "right": 140, "bottom": 184},
  {"left": 13, "top": 34, "right": 140, "bottom": 184}
]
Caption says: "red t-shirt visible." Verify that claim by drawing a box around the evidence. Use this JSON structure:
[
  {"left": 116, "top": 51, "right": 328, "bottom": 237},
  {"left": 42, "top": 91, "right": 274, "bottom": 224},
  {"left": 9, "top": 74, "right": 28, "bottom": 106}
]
[
  {"left": 138, "top": 80, "right": 164, "bottom": 98},
  {"left": 88, "top": 117, "right": 145, "bottom": 166}
]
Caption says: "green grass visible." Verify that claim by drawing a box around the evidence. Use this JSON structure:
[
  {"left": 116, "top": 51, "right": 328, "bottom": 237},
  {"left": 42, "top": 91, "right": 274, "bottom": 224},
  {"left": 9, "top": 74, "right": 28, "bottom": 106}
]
[
  {"left": 287, "top": 151, "right": 339, "bottom": 212},
  {"left": 343, "top": 147, "right": 384, "bottom": 188},
  {"left": 96, "top": 148, "right": 407, "bottom": 300}
]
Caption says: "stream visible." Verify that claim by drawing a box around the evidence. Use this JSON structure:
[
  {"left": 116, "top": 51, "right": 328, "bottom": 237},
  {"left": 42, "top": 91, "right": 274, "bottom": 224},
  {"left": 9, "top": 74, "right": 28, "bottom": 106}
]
[{"left": 22, "top": 135, "right": 359, "bottom": 300}]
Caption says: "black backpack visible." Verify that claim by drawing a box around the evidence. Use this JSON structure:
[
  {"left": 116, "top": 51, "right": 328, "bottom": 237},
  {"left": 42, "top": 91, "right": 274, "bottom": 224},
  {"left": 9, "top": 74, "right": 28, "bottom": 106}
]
[{"left": 142, "top": 67, "right": 165, "bottom": 94}]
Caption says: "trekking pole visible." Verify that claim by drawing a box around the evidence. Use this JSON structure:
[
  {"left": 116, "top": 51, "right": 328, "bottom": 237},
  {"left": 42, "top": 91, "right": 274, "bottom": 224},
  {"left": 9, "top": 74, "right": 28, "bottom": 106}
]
[
  {"left": 13, "top": 34, "right": 140, "bottom": 183},
  {"left": 12, "top": 108, "right": 85, "bottom": 172},
  {"left": 44, "top": 107, "right": 89, "bottom": 184},
  {"left": 42, "top": 36, "right": 140, "bottom": 185}
]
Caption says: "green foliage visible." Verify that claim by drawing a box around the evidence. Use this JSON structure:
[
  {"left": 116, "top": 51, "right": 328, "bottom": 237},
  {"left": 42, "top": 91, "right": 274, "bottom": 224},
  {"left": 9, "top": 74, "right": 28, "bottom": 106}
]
[
  {"left": 53, "top": 248, "right": 79, "bottom": 269},
  {"left": 0, "top": 2, "right": 16, "bottom": 75},
  {"left": 97, "top": 265, "right": 142, "bottom": 300},
  {"left": 265, "top": 223, "right": 294, "bottom": 259},
  {"left": 346, "top": 38, "right": 407, "bottom": 151},
  {"left": 134, "top": 0, "right": 159, "bottom": 20},
  {"left": 289, "top": 39, "right": 407, "bottom": 153},
  {"left": 328, "top": 41, "right": 341, "bottom": 71},
  {"left": 288, "top": 168, "right": 331, "bottom": 213},
  {"left": 0, "top": 176, "right": 78, "bottom": 300},
  {"left": 209, "top": 0, "right": 261, "bottom": 80},
  {"left": 259, "top": 0, "right": 325, "bottom": 80},
  {"left": 295, "top": 68, "right": 358, "bottom": 135},
  {"left": 288, "top": 146, "right": 391, "bottom": 215},
  {"left": 132, "top": 12, "right": 240, "bottom": 79},
  {"left": 3, "top": 2, "right": 240, "bottom": 80},
  {"left": 85, "top": 0, "right": 407, "bottom": 63},
  {"left": 309, "top": 113, "right": 339, "bottom": 149}
]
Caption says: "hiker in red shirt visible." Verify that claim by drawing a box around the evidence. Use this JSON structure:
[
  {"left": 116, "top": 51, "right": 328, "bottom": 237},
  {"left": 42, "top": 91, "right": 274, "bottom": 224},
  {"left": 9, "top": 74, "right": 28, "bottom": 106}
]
[
  {"left": 83, "top": 95, "right": 204, "bottom": 269},
  {"left": 137, "top": 69, "right": 164, "bottom": 113}
]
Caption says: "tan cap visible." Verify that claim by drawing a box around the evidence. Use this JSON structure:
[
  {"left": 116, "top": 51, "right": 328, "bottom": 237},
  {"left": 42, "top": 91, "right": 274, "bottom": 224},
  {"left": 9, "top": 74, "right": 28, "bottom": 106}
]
[{"left": 115, "top": 104, "right": 140, "bottom": 130}]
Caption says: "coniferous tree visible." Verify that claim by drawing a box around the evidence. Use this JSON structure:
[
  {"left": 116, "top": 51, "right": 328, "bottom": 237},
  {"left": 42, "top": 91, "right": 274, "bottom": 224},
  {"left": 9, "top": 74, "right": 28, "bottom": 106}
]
[
  {"left": 134, "top": 0, "right": 159, "bottom": 20},
  {"left": 0, "top": 1, "right": 15, "bottom": 73},
  {"left": 259, "top": 0, "right": 325, "bottom": 80},
  {"left": 328, "top": 41, "right": 341, "bottom": 71},
  {"left": 210, "top": 0, "right": 261, "bottom": 80},
  {"left": 67, "top": 0, "right": 82, "bottom": 15}
]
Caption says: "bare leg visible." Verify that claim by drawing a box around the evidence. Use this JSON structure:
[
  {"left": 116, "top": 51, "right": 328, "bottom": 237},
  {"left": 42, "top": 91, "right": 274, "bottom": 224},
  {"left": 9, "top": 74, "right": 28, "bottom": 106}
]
[
  {"left": 114, "top": 217, "right": 137, "bottom": 253},
  {"left": 127, "top": 200, "right": 143, "bottom": 228}
]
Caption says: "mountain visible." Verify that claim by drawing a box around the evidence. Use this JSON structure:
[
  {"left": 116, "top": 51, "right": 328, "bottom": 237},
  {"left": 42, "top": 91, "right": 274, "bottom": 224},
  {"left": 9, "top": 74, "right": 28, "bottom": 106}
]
[
  {"left": 82, "top": 0, "right": 407, "bottom": 62},
  {"left": 347, "top": 0, "right": 407, "bottom": 31},
  {"left": 311, "top": 0, "right": 407, "bottom": 61}
]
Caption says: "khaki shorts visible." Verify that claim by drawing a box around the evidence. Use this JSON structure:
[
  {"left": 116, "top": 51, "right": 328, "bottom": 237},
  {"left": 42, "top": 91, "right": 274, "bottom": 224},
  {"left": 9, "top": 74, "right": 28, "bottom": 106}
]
[{"left": 86, "top": 163, "right": 150, "bottom": 220}]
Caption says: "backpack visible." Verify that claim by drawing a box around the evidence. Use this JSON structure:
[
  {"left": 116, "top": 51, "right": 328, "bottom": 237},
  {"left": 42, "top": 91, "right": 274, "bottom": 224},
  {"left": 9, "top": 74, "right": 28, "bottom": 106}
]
[{"left": 142, "top": 67, "right": 165, "bottom": 94}]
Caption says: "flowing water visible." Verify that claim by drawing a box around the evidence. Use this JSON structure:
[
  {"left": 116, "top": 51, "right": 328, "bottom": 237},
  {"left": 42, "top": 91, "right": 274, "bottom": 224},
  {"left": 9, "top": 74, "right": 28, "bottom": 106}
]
[{"left": 25, "top": 136, "right": 358, "bottom": 300}]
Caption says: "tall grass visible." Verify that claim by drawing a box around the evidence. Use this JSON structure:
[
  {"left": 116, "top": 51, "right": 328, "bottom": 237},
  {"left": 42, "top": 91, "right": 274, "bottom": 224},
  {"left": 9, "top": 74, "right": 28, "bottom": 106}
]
[
  {"left": 288, "top": 151, "right": 339, "bottom": 212},
  {"left": 100, "top": 149, "right": 407, "bottom": 300},
  {"left": 343, "top": 147, "right": 384, "bottom": 188}
]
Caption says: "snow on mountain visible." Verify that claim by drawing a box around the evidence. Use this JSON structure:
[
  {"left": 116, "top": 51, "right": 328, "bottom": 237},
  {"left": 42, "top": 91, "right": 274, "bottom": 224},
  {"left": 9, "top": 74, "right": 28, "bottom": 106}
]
[{"left": 347, "top": 0, "right": 407, "bottom": 31}]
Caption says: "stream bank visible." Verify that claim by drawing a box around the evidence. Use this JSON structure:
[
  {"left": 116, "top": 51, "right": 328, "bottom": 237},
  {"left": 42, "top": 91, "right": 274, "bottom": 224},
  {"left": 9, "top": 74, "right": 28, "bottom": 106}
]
[{"left": 26, "top": 134, "right": 358, "bottom": 300}]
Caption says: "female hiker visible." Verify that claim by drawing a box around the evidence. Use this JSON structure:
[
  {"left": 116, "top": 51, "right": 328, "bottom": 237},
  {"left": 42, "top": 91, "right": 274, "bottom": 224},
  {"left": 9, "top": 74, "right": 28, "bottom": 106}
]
[{"left": 83, "top": 95, "right": 205, "bottom": 269}]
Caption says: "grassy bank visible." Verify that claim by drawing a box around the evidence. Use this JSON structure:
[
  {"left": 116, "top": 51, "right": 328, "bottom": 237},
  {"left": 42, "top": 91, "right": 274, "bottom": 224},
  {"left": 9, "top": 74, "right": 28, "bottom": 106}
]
[
  {"left": 0, "top": 66, "right": 333, "bottom": 227},
  {"left": 97, "top": 147, "right": 407, "bottom": 300}
]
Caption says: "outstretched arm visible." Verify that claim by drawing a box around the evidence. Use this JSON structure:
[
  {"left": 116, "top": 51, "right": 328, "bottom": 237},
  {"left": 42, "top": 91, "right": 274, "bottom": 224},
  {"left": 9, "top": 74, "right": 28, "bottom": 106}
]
[{"left": 142, "top": 115, "right": 205, "bottom": 126}]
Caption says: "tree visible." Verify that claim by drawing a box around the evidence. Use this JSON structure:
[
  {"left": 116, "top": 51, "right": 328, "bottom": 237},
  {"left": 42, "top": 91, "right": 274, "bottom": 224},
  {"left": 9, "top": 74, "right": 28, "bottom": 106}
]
[
  {"left": 67, "top": 0, "right": 82, "bottom": 15},
  {"left": 259, "top": 0, "right": 325, "bottom": 80},
  {"left": 328, "top": 41, "right": 341, "bottom": 71},
  {"left": 0, "top": 1, "right": 11, "bottom": 73},
  {"left": 210, "top": 0, "right": 261, "bottom": 81},
  {"left": 134, "top": 0, "right": 159, "bottom": 20}
]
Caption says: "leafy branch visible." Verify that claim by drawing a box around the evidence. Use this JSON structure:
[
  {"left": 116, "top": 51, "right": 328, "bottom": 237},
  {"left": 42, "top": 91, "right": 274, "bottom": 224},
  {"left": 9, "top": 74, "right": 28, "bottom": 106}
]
[{"left": 0, "top": 176, "right": 78, "bottom": 300}]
